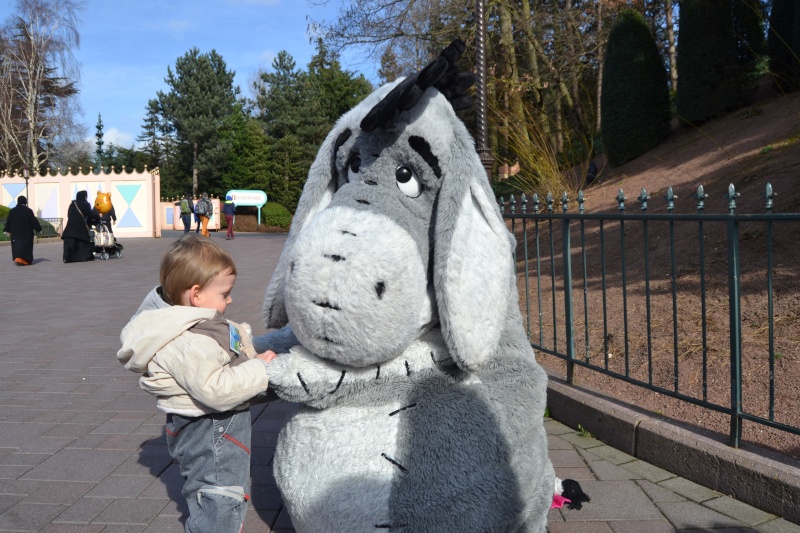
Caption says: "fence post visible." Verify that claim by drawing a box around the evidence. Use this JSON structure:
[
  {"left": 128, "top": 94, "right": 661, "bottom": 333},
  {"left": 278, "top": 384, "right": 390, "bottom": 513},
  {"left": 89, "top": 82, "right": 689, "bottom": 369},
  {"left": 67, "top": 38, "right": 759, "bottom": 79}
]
[
  {"left": 561, "top": 192, "right": 576, "bottom": 383},
  {"left": 725, "top": 183, "right": 743, "bottom": 447}
]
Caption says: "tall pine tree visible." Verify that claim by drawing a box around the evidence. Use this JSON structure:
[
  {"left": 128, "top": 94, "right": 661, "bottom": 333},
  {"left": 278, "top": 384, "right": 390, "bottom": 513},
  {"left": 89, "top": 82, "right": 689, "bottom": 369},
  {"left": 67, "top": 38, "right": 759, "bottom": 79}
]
[
  {"left": 767, "top": 0, "right": 800, "bottom": 91},
  {"left": 677, "top": 0, "right": 741, "bottom": 124},
  {"left": 158, "top": 48, "right": 239, "bottom": 195},
  {"left": 601, "top": 10, "right": 670, "bottom": 166}
]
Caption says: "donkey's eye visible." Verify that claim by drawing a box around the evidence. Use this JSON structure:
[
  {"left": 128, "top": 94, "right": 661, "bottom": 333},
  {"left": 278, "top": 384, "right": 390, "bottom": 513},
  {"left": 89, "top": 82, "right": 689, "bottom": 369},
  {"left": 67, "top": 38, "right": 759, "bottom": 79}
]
[
  {"left": 347, "top": 156, "right": 361, "bottom": 183},
  {"left": 395, "top": 166, "right": 422, "bottom": 198}
]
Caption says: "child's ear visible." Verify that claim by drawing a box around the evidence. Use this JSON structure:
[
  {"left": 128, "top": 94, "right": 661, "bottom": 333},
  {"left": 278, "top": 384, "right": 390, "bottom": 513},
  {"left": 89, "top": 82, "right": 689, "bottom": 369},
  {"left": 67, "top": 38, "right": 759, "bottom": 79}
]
[{"left": 183, "top": 285, "right": 201, "bottom": 307}]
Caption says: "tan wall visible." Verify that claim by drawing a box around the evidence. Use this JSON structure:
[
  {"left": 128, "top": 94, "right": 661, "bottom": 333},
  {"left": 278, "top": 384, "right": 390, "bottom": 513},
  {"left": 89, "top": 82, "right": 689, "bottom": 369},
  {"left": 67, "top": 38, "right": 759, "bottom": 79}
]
[{"left": 1, "top": 168, "right": 162, "bottom": 238}]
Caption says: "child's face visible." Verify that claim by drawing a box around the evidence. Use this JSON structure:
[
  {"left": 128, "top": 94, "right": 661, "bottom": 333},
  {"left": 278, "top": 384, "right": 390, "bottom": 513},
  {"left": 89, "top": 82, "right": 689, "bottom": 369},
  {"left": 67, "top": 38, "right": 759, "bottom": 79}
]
[{"left": 189, "top": 269, "right": 236, "bottom": 314}]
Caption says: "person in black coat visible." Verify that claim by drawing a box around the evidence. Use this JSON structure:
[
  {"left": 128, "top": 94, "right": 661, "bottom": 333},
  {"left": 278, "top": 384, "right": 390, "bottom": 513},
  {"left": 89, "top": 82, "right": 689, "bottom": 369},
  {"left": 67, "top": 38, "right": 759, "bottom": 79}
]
[
  {"left": 62, "top": 190, "right": 99, "bottom": 263},
  {"left": 3, "top": 195, "right": 42, "bottom": 266}
]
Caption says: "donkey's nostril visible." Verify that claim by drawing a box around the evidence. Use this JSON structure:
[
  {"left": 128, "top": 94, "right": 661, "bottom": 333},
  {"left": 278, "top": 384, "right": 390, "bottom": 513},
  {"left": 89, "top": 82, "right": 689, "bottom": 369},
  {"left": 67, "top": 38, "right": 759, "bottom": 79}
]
[
  {"left": 375, "top": 281, "right": 386, "bottom": 299},
  {"left": 324, "top": 254, "right": 346, "bottom": 262}
]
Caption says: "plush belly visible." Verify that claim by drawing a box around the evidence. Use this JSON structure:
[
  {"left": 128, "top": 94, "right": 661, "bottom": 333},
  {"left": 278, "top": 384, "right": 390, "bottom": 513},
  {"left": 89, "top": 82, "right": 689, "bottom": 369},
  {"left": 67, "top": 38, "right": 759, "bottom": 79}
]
[{"left": 274, "top": 402, "right": 403, "bottom": 533}]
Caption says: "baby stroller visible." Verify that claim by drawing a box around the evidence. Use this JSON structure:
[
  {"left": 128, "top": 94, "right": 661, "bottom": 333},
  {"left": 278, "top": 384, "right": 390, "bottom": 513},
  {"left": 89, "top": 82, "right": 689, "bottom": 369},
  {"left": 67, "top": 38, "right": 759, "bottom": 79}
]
[{"left": 92, "top": 221, "right": 123, "bottom": 260}]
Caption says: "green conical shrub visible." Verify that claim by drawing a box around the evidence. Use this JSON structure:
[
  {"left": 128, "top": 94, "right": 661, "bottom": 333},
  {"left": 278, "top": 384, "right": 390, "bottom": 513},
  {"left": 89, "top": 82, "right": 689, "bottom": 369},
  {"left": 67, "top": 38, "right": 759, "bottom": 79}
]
[
  {"left": 677, "top": 0, "right": 742, "bottom": 124},
  {"left": 601, "top": 10, "right": 671, "bottom": 167},
  {"left": 767, "top": 0, "right": 800, "bottom": 92}
]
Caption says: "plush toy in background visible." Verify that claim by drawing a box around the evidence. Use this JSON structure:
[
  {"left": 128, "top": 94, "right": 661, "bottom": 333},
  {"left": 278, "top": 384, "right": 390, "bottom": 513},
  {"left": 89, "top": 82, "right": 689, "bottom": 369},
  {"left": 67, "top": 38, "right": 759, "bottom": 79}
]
[
  {"left": 255, "top": 39, "right": 586, "bottom": 532},
  {"left": 94, "top": 191, "right": 113, "bottom": 215}
]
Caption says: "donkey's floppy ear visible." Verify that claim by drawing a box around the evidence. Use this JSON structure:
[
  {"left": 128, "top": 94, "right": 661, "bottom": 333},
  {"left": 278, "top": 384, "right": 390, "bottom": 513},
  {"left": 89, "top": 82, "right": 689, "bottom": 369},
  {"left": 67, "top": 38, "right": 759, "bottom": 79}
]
[{"left": 433, "top": 138, "right": 515, "bottom": 371}]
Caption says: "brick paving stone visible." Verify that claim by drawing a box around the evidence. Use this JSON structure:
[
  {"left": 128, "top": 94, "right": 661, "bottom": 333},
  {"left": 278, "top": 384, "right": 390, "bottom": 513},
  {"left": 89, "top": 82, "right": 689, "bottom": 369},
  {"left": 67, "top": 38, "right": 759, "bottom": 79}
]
[
  {"left": 0, "top": 502, "right": 68, "bottom": 531},
  {"left": 758, "top": 518, "right": 800, "bottom": 533},
  {"left": 548, "top": 434, "right": 576, "bottom": 450},
  {"left": 21, "top": 449, "right": 131, "bottom": 483},
  {"left": 558, "top": 480, "right": 665, "bottom": 522},
  {"left": 550, "top": 448, "right": 588, "bottom": 469},
  {"left": 620, "top": 460, "right": 676, "bottom": 483},
  {"left": 110, "top": 450, "right": 172, "bottom": 478},
  {"left": 587, "top": 445, "right": 636, "bottom": 465},
  {"left": 560, "top": 433, "right": 605, "bottom": 450},
  {"left": 138, "top": 464, "right": 182, "bottom": 501},
  {"left": 39, "top": 524, "right": 105, "bottom": 533},
  {"left": 0, "top": 464, "right": 32, "bottom": 479},
  {"left": 585, "top": 457, "right": 640, "bottom": 481},
  {"left": 0, "top": 453, "right": 49, "bottom": 467},
  {"left": 15, "top": 437, "right": 74, "bottom": 455},
  {"left": 85, "top": 475, "right": 153, "bottom": 499},
  {"left": 545, "top": 419, "right": 577, "bottom": 435},
  {"left": 141, "top": 516, "right": 185, "bottom": 532},
  {"left": 92, "top": 498, "right": 168, "bottom": 525},
  {"left": 21, "top": 481, "right": 95, "bottom": 505},
  {"left": 656, "top": 500, "right": 746, "bottom": 529},
  {"left": 548, "top": 522, "right": 614, "bottom": 533},
  {"left": 609, "top": 520, "right": 678, "bottom": 532},
  {"left": 658, "top": 476, "right": 722, "bottom": 502},
  {"left": 0, "top": 480, "right": 42, "bottom": 497},
  {"left": 637, "top": 480, "right": 688, "bottom": 503},
  {"left": 0, "top": 494, "right": 22, "bottom": 515},
  {"left": 703, "top": 495, "right": 778, "bottom": 527}
]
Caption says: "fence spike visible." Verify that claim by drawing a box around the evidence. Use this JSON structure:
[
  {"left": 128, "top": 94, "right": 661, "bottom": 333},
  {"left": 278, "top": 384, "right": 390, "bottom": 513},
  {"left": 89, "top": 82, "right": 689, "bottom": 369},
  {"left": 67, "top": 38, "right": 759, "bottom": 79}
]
[
  {"left": 666, "top": 186, "right": 677, "bottom": 212},
  {"left": 510, "top": 194, "right": 516, "bottom": 214},
  {"left": 616, "top": 188, "right": 626, "bottom": 212},
  {"left": 696, "top": 185, "right": 708, "bottom": 211},
  {"left": 765, "top": 183, "right": 775, "bottom": 211},
  {"left": 532, "top": 193, "right": 540, "bottom": 214},
  {"left": 521, "top": 193, "right": 528, "bottom": 214},
  {"left": 561, "top": 191, "right": 569, "bottom": 213},
  {"left": 499, "top": 196, "right": 505, "bottom": 212},
  {"left": 639, "top": 188, "right": 650, "bottom": 211},
  {"left": 725, "top": 183, "right": 739, "bottom": 214},
  {"left": 546, "top": 192, "right": 554, "bottom": 213},
  {"left": 577, "top": 190, "right": 585, "bottom": 214}
]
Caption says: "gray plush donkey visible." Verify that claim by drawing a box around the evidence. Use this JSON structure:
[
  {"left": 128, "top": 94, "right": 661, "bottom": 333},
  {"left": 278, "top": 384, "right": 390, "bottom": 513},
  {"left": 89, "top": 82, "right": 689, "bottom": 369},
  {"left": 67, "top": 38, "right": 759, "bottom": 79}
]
[{"left": 254, "top": 40, "right": 580, "bottom": 532}]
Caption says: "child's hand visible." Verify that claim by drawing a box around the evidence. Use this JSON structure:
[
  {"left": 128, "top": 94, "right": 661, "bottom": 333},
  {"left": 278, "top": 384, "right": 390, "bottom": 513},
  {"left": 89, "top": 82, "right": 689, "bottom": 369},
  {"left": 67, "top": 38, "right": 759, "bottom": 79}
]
[{"left": 256, "top": 350, "right": 277, "bottom": 363}]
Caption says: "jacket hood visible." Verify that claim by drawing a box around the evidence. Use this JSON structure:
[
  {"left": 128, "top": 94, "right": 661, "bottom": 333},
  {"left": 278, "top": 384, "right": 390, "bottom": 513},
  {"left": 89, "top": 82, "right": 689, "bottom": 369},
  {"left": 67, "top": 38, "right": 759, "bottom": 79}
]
[{"left": 118, "top": 289, "right": 218, "bottom": 372}]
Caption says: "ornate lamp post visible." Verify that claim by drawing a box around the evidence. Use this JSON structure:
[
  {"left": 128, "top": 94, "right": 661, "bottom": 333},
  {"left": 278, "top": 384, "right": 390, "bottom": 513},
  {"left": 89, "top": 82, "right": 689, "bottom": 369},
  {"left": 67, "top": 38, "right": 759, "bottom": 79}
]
[
  {"left": 23, "top": 166, "right": 29, "bottom": 199},
  {"left": 475, "top": 0, "right": 494, "bottom": 182}
]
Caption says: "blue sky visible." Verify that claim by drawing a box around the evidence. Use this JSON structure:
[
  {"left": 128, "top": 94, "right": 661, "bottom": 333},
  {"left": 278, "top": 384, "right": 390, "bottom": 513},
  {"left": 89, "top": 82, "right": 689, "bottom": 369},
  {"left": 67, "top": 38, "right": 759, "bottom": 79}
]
[{"left": 1, "top": 0, "right": 378, "bottom": 148}]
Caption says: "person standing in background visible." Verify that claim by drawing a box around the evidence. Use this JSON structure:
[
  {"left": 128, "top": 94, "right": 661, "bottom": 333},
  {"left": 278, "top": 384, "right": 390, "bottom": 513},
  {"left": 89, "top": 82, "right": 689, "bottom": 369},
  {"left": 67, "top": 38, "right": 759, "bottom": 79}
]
[
  {"left": 175, "top": 193, "right": 194, "bottom": 234},
  {"left": 195, "top": 192, "right": 213, "bottom": 238},
  {"left": 3, "top": 195, "right": 42, "bottom": 266},
  {"left": 222, "top": 195, "right": 236, "bottom": 240},
  {"left": 62, "top": 190, "right": 98, "bottom": 263}
]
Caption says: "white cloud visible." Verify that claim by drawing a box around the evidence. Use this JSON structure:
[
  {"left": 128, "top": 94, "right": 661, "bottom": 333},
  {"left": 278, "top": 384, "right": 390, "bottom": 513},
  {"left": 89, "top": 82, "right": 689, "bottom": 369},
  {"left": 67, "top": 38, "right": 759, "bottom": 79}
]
[
  {"left": 105, "top": 128, "right": 134, "bottom": 148},
  {"left": 260, "top": 48, "right": 277, "bottom": 65}
]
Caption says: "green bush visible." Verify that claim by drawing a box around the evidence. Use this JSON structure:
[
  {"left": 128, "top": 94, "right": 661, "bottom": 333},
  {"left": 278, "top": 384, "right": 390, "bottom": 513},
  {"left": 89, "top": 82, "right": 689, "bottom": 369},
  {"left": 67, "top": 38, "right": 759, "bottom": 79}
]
[
  {"left": 768, "top": 0, "right": 800, "bottom": 92},
  {"left": 677, "top": 0, "right": 741, "bottom": 123},
  {"left": 0, "top": 205, "right": 10, "bottom": 219},
  {"left": 261, "top": 202, "right": 292, "bottom": 228},
  {"left": 601, "top": 10, "right": 671, "bottom": 166}
]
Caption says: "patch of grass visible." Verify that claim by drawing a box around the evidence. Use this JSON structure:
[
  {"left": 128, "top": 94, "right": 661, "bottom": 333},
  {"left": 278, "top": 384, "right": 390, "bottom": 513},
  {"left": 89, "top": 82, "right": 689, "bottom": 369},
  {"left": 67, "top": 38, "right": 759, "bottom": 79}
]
[
  {"left": 775, "top": 352, "right": 784, "bottom": 360},
  {"left": 544, "top": 406, "right": 551, "bottom": 418},
  {"left": 739, "top": 108, "right": 763, "bottom": 118},
  {"left": 760, "top": 145, "right": 774, "bottom": 154},
  {"left": 577, "top": 424, "right": 594, "bottom": 438}
]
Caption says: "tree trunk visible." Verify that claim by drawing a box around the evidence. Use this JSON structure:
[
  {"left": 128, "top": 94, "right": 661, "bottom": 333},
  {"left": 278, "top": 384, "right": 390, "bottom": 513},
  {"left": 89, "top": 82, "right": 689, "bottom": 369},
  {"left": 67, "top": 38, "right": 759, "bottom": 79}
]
[
  {"left": 192, "top": 142, "right": 199, "bottom": 196},
  {"left": 666, "top": 0, "right": 678, "bottom": 93}
]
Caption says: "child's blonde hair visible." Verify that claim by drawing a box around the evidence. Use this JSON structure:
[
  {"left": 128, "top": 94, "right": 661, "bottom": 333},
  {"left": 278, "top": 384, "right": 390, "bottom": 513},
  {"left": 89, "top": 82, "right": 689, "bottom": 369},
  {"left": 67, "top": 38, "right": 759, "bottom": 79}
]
[{"left": 160, "top": 234, "right": 237, "bottom": 305}]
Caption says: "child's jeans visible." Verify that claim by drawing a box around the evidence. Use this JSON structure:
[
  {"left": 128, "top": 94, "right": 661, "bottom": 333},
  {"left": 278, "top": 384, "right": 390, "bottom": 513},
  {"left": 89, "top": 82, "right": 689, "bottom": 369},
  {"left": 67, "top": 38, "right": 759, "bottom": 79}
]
[{"left": 165, "top": 410, "right": 251, "bottom": 533}]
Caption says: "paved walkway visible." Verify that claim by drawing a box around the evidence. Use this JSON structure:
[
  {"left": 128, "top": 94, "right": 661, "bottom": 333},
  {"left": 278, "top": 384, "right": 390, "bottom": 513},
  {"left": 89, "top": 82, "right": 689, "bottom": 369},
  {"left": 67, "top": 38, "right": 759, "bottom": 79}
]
[{"left": 0, "top": 231, "right": 798, "bottom": 532}]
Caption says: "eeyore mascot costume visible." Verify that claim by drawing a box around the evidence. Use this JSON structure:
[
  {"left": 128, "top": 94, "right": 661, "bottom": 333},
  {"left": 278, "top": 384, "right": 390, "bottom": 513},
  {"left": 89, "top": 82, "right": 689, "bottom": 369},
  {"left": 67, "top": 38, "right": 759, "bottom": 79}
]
[{"left": 255, "top": 40, "right": 585, "bottom": 533}]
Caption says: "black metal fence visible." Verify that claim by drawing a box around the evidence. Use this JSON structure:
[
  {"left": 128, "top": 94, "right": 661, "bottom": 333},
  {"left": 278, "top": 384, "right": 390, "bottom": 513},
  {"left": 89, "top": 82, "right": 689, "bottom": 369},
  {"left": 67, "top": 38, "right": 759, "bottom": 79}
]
[
  {"left": 499, "top": 183, "right": 800, "bottom": 447},
  {"left": 0, "top": 217, "right": 63, "bottom": 239}
]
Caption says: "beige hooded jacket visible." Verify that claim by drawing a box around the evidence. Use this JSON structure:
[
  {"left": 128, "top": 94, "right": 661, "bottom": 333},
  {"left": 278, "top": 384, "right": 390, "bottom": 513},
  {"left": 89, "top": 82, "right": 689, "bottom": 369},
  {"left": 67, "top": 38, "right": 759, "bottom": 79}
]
[{"left": 117, "top": 288, "right": 269, "bottom": 416}]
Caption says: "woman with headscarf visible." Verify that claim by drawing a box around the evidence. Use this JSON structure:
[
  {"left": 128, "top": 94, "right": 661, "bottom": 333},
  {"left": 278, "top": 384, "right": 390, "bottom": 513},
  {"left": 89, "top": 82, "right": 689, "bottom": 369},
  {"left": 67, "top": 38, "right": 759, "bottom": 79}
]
[
  {"left": 3, "top": 195, "right": 42, "bottom": 266},
  {"left": 62, "top": 190, "right": 98, "bottom": 263}
]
